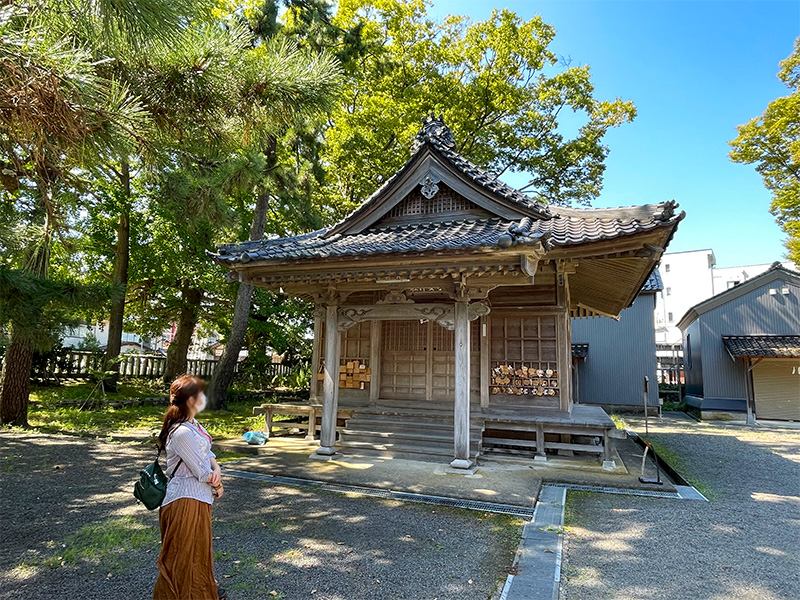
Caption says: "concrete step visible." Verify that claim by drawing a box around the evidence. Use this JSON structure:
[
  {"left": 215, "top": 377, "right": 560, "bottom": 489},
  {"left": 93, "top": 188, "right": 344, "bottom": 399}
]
[
  {"left": 340, "top": 429, "right": 482, "bottom": 447},
  {"left": 336, "top": 443, "right": 479, "bottom": 464},
  {"left": 345, "top": 417, "right": 482, "bottom": 434},
  {"left": 337, "top": 438, "right": 480, "bottom": 460}
]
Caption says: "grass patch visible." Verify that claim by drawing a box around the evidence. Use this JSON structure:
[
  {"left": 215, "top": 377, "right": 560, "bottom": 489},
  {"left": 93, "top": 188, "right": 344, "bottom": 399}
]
[
  {"left": 40, "top": 516, "right": 158, "bottom": 572},
  {"left": 642, "top": 435, "right": 717, "bottom": 500},
  {"left": 215, "top": 450, "right": 250, "bottom": 463},
  {"left": 564, "top": 491, "right": 593, "bottom": 527},
  {"left": 24, "top": 383, "right": 277, "bottom": 440},
  {"left": 609, "top": 414, "right": 629, "bottom": 430}
]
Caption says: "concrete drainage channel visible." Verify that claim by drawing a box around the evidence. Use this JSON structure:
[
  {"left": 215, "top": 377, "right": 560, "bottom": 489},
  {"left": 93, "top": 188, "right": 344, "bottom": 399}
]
[
  {"left": 222, "top": 466, "right": 707, "bottom": 600},
  {"left": 221, "top": 468, "right": 537, "bottom": 518}
]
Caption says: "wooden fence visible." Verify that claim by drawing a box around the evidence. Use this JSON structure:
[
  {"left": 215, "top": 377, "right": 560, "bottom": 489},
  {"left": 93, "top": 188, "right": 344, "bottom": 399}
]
[
  {"left": 657, "top": 366, "right": 685, "bottom": 385},
  {"left": 32, "top": 350, "right": 292, "bottom": 382}
]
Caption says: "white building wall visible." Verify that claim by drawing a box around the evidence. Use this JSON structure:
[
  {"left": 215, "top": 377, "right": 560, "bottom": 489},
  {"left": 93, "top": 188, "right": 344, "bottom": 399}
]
[
  {"left": 712, "top": 261, "right": 797, "bottom": 295},
  {"left": 655, "top": 249, "right": 716, "bottom": 344},
  {"left": 655, "top": 251, "right": 798, "bottom": 346}
]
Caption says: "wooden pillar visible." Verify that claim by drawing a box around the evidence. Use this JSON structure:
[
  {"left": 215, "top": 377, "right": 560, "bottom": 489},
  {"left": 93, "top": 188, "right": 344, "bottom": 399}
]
[
  {"left": 556, "top": 268, "right": 572, "bottom": 413},
  {"left": 745, "top": 357, "right": 756, "bottom": 426},
  {"left": 602, "top": 430, "right": 614, "bottom": 469},
  {"left": 369, "top": 320, "right": 381, "bottom": 404},
  {"left": 309, "top": 312, "right": 323, "bottom": 403},
  {"left": 314, "top": 304, "right": 341, "bottom": 457},
  {"left": 535, "top": 422, "right": 547, "bottom": 462},
  {"left": 480, "top": 315, "right": 489, "bottom": 409},
  {"left": 451, "top": 300, "right": 472, "bottom": 469}
]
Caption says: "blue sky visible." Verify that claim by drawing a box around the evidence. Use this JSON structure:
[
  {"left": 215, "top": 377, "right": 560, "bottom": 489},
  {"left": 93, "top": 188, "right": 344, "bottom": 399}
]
[{"left": 426, "top": 0, "right": 799, "bottom": 267}]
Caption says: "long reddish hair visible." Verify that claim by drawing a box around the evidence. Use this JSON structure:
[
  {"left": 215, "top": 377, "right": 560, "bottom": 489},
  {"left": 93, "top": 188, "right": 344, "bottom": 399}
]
[{"left": 158, "top": 375, "right": 206, "bottom": 450}]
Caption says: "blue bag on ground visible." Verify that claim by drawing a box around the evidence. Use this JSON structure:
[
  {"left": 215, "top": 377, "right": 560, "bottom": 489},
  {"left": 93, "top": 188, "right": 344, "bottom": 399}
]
[{"left": 242, "top": 431, "right": 267, "bottom": 445}]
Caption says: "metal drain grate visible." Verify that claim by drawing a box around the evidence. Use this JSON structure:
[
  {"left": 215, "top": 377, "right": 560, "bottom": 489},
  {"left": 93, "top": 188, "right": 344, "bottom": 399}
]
[
  {"left": 222, "top": 468, "right": 536, "bottom": 518},
  {"left": 546, "top": 483, "right": 682, "bottom": 499}
]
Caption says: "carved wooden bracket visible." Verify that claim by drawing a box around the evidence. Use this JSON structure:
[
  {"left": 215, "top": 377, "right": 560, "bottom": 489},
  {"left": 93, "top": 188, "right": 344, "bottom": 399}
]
[
  {"left": 331, "top": 301, "right": 491, "bottom": 331},
  {"left": 376, "top": 290, "right": 414, "bottom": 304}
]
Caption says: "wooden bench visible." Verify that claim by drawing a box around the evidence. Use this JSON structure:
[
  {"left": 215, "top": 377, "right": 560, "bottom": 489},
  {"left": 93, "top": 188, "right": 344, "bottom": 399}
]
[{"left": 252, "top": 403, "right": 354, "bottom": 440}]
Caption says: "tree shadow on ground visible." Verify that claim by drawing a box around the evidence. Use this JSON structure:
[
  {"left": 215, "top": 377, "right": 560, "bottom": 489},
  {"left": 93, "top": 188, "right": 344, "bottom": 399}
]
[
  {"left": 560, "top": 419, "right": 800, "bottom": 600},
  {"left": 0, "top": 432, "right": 520, "bottom": 600}
]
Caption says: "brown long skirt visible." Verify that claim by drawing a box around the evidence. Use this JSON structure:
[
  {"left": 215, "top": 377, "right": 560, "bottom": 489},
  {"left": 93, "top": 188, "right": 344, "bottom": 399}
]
[{"left": 153, "top": 498, "right": 217, "bottom": 600}]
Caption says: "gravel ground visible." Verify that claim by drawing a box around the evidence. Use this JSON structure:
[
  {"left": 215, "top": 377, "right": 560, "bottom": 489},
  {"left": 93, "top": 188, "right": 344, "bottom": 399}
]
[
  {"left": 559, "top": 413, "right": 800, "bottom": 600},
  {"left": 0, "top": 432, "right": 520, "bottom": 600}
]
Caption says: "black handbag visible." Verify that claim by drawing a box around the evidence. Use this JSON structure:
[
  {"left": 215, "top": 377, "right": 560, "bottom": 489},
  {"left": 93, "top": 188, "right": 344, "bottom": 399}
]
[{"left": 133, "top": 446, "right": 183, "bottom": 510}]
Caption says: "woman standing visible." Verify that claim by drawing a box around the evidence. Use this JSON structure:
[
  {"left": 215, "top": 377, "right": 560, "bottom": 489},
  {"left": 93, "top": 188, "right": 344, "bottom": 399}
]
[{"left": 153, "top": 375, "right": 225, "bottom": 600}]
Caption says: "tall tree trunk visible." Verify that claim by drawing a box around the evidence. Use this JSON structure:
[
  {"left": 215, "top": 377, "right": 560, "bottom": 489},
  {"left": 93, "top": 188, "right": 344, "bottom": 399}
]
[
  {"left": 207, "top": 191, "right": 270, "bottom": 409},
  {"left": 0, "top": 178, "right": 51, "bottom": 425},
  {"left": 163, "top": 286, "right": 204, "bottom": 383},
  {"left": 0, "top": 327, "right": 34, "bottom": 426},
  {"left": 103, "top": 161, "right": 131, "bottom": 392}
]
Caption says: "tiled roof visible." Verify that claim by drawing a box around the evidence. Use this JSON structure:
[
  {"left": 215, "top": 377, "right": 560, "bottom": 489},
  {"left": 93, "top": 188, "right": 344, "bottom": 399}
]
[
  {"left": 641, "top": 269, "right": 663, "bottom": 292},
  {"left": 327, "top": 115, "right": 550, "bottom": 235},
  {"left": 212, "top": 115, "right": 684, "bottom": 267},
  {"left": 214, "top": 205, "right": 680, "bottom": 265},
  {"left": 413, "top": 116, "right": 551, "bottom": 217},
  {"left": 722, "top": 335, "right": 800, "bottom": 359},
  {"left": 572, "top": 343, "right": 589, "bottom": 358}
]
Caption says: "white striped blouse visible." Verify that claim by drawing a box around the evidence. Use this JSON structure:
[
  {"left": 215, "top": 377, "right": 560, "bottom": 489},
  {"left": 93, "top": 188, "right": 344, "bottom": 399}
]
[{"left": 162, "top": 420, "right": 216, "bottom": 507}]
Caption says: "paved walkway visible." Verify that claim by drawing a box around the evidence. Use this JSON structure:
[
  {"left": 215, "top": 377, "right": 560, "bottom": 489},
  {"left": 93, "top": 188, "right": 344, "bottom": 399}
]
[
  {"left": 215, "top": 431, "right": 674, "bottom": 510},
  {"left": 559, "top": 413, "right": 800, "bottom": 600}
]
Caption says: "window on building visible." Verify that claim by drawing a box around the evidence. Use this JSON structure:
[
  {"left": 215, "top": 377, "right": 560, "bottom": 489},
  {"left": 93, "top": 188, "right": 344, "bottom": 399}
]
[
  {"left": 665, "top": 264, "right": 670, "bottom": 273},
  {"left": 666, "top": 287, "right": 671, "bottom": 296},
  {"left": 685, "top": 334, "right": 692, "bottom": 369},
  {"left": 668, "top": 312, "right": 673, "bottom": 323}
]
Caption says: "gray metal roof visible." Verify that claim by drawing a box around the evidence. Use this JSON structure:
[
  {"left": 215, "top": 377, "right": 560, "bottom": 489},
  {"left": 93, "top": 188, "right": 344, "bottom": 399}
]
[
  {"left": 722, "top": 335, "right": 800, "bottom": 359},
  {"left": 677, "top": 262, "right": 800, "bottom": 330}
]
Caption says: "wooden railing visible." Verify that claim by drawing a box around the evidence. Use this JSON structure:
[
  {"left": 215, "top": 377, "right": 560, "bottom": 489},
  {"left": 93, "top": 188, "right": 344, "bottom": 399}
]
[{"left": 31, "top": 350, "right": 292, "bottom": 382}]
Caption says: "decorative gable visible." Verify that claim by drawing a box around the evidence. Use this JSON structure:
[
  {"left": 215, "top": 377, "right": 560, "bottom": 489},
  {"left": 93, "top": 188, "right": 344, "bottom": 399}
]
[{"left": 376, "top": 182, "right": 492, "bottom": 226}]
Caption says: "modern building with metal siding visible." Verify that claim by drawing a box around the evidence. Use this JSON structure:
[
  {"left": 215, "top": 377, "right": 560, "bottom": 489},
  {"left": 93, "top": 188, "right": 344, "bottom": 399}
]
[
  {"left": 683, "top": 319, "right": 704, "bottom": 398},
  {"left": 571, "top": 274, "right": 660, "bottom": 408},
  {"left": 677, "top": 263, "right": 800, "bottom": 419}
]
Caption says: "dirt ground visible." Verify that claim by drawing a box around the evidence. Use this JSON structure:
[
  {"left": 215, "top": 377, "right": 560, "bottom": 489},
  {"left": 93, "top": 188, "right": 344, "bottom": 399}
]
[
  {"left": 559, "top": 413, "right": 800, "bottom": 600},
  {"left": 0, "top": 431, "right": 521, "bottom": 600}
]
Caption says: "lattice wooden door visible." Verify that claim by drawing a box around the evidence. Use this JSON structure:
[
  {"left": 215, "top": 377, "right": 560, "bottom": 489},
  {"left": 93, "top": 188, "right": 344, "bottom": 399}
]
[{"left": 380, "top": 319, "right": 480, "bottom": 402}]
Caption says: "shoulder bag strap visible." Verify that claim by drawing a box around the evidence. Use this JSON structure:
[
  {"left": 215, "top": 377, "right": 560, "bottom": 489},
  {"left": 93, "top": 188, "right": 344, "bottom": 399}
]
[{"left": 165, "top": 423, "right": 185, "bottom": 478}]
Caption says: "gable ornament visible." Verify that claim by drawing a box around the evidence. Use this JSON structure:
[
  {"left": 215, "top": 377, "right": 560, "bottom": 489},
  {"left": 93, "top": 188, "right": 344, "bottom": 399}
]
[{"left": 420, "top": 175, "right": 440, "bottom": 200}]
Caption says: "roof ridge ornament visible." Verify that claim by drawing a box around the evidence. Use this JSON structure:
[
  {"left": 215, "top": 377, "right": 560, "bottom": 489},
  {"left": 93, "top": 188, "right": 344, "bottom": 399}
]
[{"left": 411, "top": 112, "right": 457, "bottom": 154}]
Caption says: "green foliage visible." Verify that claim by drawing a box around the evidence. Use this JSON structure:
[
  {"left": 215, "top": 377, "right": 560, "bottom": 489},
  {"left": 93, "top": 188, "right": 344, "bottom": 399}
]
[
  {"left": 0, "top": 265, "right": 121, "bottom": 350},
  {"left": 76, "top": 333, "right": 102, "bottom": 353},
  {"left": 730, "top": 37, "right": 800, "bottom": 263},
  {"left": 317, "top": 1, "right": 635, "bottom": 216}
]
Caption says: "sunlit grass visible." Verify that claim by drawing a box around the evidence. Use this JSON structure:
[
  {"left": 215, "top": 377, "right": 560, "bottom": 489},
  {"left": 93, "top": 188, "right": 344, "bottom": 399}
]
[
  {"left": 24, "top": 382, "right": 279, "bottom": 440},
  {"left": 39, "top": 516, "right": 158, "bottom": 572}
]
